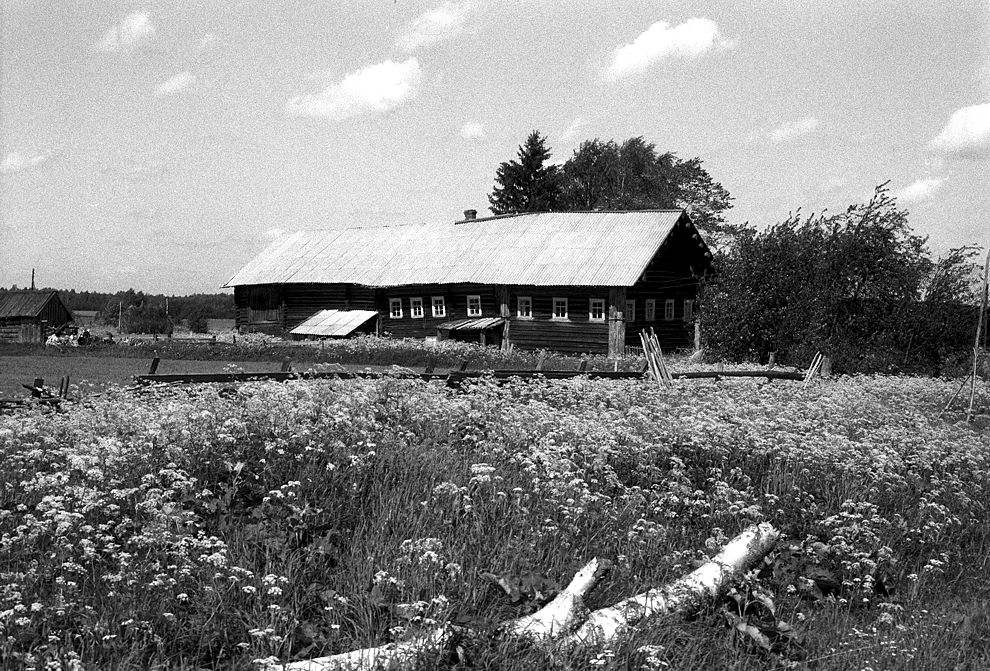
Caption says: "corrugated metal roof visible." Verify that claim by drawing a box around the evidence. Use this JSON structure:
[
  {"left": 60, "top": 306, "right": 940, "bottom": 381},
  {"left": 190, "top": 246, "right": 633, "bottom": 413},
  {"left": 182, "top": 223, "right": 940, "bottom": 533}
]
[
  {"left": 289, "top": 309, "right": 378, "bottom": 337},
  {"left": 0, "top": 291, "right": 60, "bottom": 319},
  {"left": 225, "top": 210, "right": 688, "bottom": 288},
  {"left": 437, "top": 317, "right": 505, "bottom": 331}
]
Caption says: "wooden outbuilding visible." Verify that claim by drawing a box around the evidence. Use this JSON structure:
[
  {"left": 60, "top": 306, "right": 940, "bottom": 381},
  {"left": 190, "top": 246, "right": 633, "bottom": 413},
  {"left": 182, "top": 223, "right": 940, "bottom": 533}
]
[
  {"left": 0, "top": 290, "right": 73, "bottom": 342},
  {"left": 225, "top": 210, "right": 712, "bottom": 356}
]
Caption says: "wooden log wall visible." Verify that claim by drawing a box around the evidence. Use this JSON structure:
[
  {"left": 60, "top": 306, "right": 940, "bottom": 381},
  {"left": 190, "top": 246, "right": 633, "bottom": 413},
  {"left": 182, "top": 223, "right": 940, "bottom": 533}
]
[
  {"left": 234, "top": 284, "right": 376, "bottom": 333},
  {"left": 379, "top": 284, "right": 498, "bottom": 339},
  {"left": 506, "top": 286, "right": 610, "bottom": 355},
  {"left": 623, "top": 220, "right": 710, "bottom": 351}
]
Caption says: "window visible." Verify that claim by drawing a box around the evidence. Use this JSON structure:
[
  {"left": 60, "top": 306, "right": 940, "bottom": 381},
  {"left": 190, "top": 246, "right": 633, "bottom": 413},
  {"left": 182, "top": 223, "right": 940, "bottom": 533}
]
[
  {"left": 410, "top": 297, "right": 424, "bottom": 319},
  {"left": 645, "top": 299, "right": 656, "bottom": 321},
  {"left": 664, "top": 299, "right": 675, "bottom": 321},
  {"left": 467, "top": 295, "right": 482, "bottom": 317},
  {"left": 517, "top": 296, "right": 532, "bottom": 318},
  {"left": 431, "top": 296, "right": 446, "bottom": 318},
  {"left": 389, "top": 298, "right": 403, "bottom": 319},
  {"left": 683, "top": 299, "right": 695, "bottom": 322},
  {"left": 589, "top": 298, "right": 605, "bottom": 322},
  {"left": 552, "top": 297, "right": 568, "bottom": 320},
  {"left": 625, "top": 300, "right": 636, "bottom": 322}
]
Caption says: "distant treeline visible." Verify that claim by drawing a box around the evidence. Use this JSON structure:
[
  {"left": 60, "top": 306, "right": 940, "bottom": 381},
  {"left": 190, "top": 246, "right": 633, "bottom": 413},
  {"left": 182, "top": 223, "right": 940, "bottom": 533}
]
[{"left": 0, "top": 286, "right": 234, "bottom": 333}]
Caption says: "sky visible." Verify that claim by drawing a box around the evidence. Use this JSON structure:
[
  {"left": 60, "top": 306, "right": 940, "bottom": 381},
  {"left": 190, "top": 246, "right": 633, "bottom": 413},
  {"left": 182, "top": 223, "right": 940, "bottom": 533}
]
[{"left": 2, "top": 0, "right": 989, "bottom": 295}]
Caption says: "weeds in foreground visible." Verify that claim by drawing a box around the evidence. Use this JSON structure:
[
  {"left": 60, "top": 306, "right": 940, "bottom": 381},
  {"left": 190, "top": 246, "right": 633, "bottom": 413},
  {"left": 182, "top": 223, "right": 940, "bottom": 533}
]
[{"left": 0, "top": 375, "right": 988, "bottom": 669}]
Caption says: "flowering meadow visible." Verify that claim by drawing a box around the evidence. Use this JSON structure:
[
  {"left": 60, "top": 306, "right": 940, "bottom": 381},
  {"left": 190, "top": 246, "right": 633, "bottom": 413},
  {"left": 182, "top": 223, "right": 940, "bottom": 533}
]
[{"left": 1, "top": 374, "right": 988, "bottom": 669}]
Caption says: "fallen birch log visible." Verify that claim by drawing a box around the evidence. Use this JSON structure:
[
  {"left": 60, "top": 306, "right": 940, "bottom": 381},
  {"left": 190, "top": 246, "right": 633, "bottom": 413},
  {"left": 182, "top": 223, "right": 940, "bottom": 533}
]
[
  {"left": 283, "top": 625, "right": 454, "bottom": 671},
  {"left": 284, "top": 558, "right": 610, "bottom": 670},
  {"left": 283, "top": 523, "right": 778, "bottom": 669},
  {"left": 562, "top": 522, "right": 780, "bottom": 649},
  {"left": 499, "top": 557, "right": 610, "bottom": 641}
]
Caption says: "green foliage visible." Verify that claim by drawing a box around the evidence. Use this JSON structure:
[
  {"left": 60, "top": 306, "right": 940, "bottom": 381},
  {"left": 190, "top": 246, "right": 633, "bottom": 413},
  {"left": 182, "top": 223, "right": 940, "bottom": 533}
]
[
  {"left": 186, "top": 307, "right": 211, "bottom": 334},
  {"left": 559, "top": 137, "right": 733, "bottom": 238},
  {"left": 488, "top": 130, "right": 563, "bottom": 214},
  {"left": 701, "top": 185, "right": 980, "bottom": 373},
  {"left": 0, "top": 375, "right": 988, "bottom": 669},
  {"left": 488, "top": 132, "right": 735, "bottom": 243}
]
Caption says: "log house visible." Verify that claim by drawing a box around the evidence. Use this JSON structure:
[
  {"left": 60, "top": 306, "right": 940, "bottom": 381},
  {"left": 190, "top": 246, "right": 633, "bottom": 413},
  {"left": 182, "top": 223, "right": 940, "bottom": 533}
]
[{"left": 225, "top": 210, "right": 711, "bottom": 356}]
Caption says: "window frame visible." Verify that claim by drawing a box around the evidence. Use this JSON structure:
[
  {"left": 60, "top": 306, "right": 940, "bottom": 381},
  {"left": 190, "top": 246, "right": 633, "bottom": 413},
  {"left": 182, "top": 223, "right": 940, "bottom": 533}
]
[
  {"left": 388, "top": 298, "right": 403, "bottom": 319},
  {"left": 431, "top": 295, "right": 446, "bottom": 318},
  {"left": 683, "top": 299, "right": 695, "bottom": 322},
  {"left": 645, "top": 299, "right": 656, "bottom": 321},
  {"left": 410, "top": 297, "right": 424, "bottom": 319},
  {"left": 552, "top": 297, "right": 568, "bottom": 321},
  {"left": 625, "top": 299, "right": 636, "bottom": 322},
  {"left": 517, "top": 296, "right": 533, "bottom": 319},
  {"left": 589, "top": 298, "right": 605, "bottom": 322},
  {"left": 664, "top": 298, "right": 675, "bottom": 321},
  {"left": 466, "top": 294, "right": 482, "bottom": 317}
]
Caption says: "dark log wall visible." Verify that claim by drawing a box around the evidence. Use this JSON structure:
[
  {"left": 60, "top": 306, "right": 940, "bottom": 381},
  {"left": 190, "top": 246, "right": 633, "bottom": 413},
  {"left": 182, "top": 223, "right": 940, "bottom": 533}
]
[
  {"left": 41, "top": 296, "right": 73, "bottom": 327},
  {"left": 507, "top": 286, "right": 610, "bottom": 354},
  {"left": 380, "top": 284, "right": 497, "bottom": 339},
  {"left": 625, "top": 218, "right": 711, "bottom": 350},
  {"left": 234, "top": 284, "right": 375, "bottom": 332}
]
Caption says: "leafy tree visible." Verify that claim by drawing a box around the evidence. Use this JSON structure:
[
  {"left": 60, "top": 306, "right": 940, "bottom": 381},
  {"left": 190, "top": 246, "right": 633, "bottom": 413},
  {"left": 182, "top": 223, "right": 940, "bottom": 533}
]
[
  {"left": 558, "top": 136, "right": 735, "bottom": 242},
  {"left": 488, "top": 130, "right": 563, "bottom": 214},
  {"left": 700, "top": 184, "right": 979, "bottom": 374}
]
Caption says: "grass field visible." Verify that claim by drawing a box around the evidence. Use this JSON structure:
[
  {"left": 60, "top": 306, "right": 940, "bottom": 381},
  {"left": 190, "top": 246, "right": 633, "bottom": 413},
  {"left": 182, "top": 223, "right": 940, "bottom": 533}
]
[{"left": 1, "top": 372, "right": 988, "bottom": 670}]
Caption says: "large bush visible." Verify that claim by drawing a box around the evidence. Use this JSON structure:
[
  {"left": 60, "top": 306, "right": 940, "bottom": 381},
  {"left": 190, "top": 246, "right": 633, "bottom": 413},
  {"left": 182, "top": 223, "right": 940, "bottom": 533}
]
[{"left": 700, "top": 185, "right": 981, "bottom": 374}]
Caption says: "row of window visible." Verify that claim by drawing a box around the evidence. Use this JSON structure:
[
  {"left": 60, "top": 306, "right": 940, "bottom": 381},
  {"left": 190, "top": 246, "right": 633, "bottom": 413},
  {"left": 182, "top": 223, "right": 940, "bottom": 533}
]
[{"left": 387, "top": 296, "right": 694, "bottom": 321}]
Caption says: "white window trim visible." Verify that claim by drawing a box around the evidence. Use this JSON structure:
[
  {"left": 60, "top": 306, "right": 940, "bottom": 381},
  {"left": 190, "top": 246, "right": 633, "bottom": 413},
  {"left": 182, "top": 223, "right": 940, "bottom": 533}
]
[
  {"left": 552, "top": 297, "right": 568, "bottom": 321},
  {"left": 389, "top": 298, "right": 403, "bottom": 319},
  {"left": 625, "top": 300, "right": 636, "bottom": 322},
  {"left": 683, "top": 299, "right": 694, "bottom": 322},
  {"left": 589, "top": 298, "right": 605, "bottom": 322},
  {"left": 517, "top": 296, "right": 532, "bottom": 319},
  {"left": 645, "top": 299, "right": 656, "bottom": 321},
  {"left": 410, "top": 297, "right": 424, "bottom": 319},
  {"left": 466, "top": 294, "right": 482, "bottom": 317},
  {"left": 664, "top": 298, "right": 675, "bottom": 321},
  {"left": 431, "top": 295, "right": 446, "bottom": 318}
]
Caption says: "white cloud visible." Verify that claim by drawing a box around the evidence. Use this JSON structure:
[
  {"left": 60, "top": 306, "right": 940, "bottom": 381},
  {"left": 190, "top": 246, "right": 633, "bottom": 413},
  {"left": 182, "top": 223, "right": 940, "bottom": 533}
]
[
  {"left": 770, "top": 116, "right": 819, "bottom": 143},
  {"left": 929, "top": 102, "right": 990, "bottom": 159},
  {"left": 560, "top": 117, "right": 589, "bottom": 143},
  {"left": 96, "top": 12, "right": 156, "bottom": 53},
  {"left": 396, "top": 2, "right": 471, "bottom": 53},
  {"left": 895, "top": 177, "right": 944, "bottom": 204},
  {"left": 605, "top": 18, "right": 733, "bottom": 81},
  {"left": 459, "top": 121, "right": 485, "bottom": 140},
  {"left": 1, "top": 150, "right": 51, "bottom": 174},
  {"left": 154, "top": 72, "right": 195, "bottom": 97},
  {"left": 285, "top": 58, "right": 423, "bottom": 120}
]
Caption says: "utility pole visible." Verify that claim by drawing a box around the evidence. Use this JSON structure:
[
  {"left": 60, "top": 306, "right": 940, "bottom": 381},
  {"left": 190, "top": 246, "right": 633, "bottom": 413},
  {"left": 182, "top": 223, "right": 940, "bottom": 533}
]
[{"left": 118, "top": 301, "right": 123, "bottom": 331}]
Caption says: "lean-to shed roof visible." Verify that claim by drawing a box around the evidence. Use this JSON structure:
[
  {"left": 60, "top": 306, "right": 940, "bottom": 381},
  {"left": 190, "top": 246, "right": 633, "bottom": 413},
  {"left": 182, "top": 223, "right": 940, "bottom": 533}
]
[
  {"left": 225, "top": 210, "right": 694, "bottom": 288},
  {"left": 0, "top": 290, "right": 64, "bottom": 319}
]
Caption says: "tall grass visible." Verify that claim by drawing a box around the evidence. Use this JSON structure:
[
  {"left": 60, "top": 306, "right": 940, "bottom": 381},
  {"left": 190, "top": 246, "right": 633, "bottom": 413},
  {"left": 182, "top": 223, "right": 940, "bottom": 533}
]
[{"left": 1, "top": 374, "right": 988, "bottom": 669}]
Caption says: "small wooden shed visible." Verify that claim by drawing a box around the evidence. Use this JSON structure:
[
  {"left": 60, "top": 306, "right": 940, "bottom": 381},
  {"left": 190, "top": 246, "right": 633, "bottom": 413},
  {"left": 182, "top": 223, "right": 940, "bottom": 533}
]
[{"left": 0, "top": 290, "right": 73, "bottom": 342}]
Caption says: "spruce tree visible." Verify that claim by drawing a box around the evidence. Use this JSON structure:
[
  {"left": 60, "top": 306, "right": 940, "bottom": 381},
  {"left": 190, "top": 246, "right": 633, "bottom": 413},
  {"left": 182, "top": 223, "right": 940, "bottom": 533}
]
[{"left": 488, "top": 130, "right": 562, "bottom": 215}]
